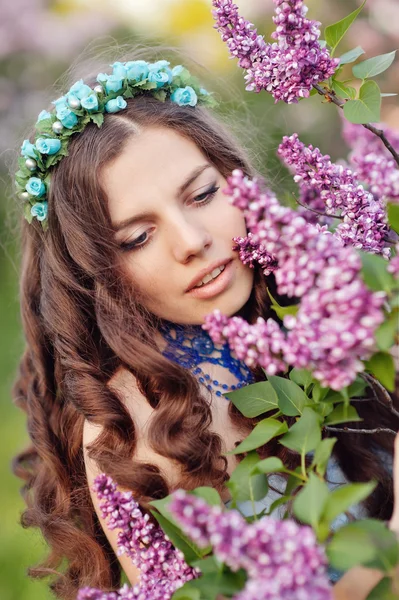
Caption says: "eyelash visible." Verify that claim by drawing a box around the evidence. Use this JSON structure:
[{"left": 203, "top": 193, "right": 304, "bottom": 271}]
[{"left": 119, "top": 183, "right": 220, "bottom": 252}]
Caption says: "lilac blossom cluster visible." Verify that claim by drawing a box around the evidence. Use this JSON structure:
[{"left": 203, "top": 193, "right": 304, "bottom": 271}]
[
  {"left": 342, "top": 119, "right": 399, "bottom": 204},
  {"left": 77, "top": 474, "right": 197, "bottom": 600},
  {"left": 233, "top": 233, "right": 278, "bottom": 275},
  {"left": 212, "top": 0, "right": 338, "bottom": 103},
  {"left": 278, "top": 134, "right": 390, "bottom": 257},
  {"left": 204, "top": 170, "right": 386, "bottom": 389},
  {"left": 169, "top": 490, "right": 332, "bottom": 600}
]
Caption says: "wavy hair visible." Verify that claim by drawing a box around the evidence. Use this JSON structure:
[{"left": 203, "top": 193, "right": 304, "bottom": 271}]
[{"left": 12, "top": 77, "right": 398, "bottom": 598}]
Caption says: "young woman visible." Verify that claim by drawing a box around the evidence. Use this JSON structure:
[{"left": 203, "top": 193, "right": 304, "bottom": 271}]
[{"left": 11, "top": 55, "right": 398, "bottom": 599}]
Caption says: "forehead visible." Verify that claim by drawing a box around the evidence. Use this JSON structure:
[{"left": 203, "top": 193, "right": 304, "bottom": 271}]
[{"left": 101, "top": 126, "right": 210, "bottom": 222}]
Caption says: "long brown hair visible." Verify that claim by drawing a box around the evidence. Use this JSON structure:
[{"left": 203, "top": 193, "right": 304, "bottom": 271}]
[{"left": 11, "top": 72, "right": 398, "bottom": 598}]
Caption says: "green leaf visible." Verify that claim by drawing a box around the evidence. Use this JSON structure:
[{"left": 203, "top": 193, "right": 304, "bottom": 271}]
[
  {"left": 227, "top": 451, "right": 269, "bottom": 504},
  {"left": 311, "top": 437, "right": 337, "bottom": 477},
  {"left": 359, "top": 250, "right": 395, "bottom": 292},
  {"left": 90, "top": 112, "right": 104, "bottom": 128},
  {"left": 365, "top": 351, "right": 395, "bottom": 392},
  {"left": 268, "top": 375, "right": 308, "bottom": 416},
  {"left": 388, "top": 203, "right": 399, "bottom": 234},
  {"left": 332, "top": 80, "right": 357, "bottom": 99},
  {"left": 190, "top": 556, "right": 220, "bottom": 574},
  {"left": 191, "top": 487, "right": 221, "bottom": 507},
  {"left": 312, "top": 381, "right": 330, "bottom": 403},
  {"left": 251, "top": 456, "right": 285, "bottom": 475},
  {"left": 24, "top": 203, "right": 33, "bottom": 224},
  {"left": 325, "top": 1, "right": 366, "bottom": 54},
  {"left": 348, "top": 376, "right": 368, "bottom": 398},
  {"left": 266, "top": 289, "right": 299, "bottom": 319},
  {"left": 353, "top": 51, "right": 397, "bottom": 79},
  {"left": 366, "top": 577, "right": 398, "bottom": 600},
  {"left": 325, "top": 404, "right": 362, "bottom": 425},
  {"left": 343, "top": 80, "right": 381, "bottom": 124},
  {"left": 229, "top": 418, "right": 288, "bottom": 455},
  {"left": 322, "top": 482, "right": 376, "bottom": 525},
  {"left": 375, "top": 310, "right": 398, "bottom": 351},
  {"left": 226, "top": 381, "right": 279, "bottom": 417},
  {"left": 172, "top": 585, "right": 201, "bottom": 600},
  {"left": 153, "top": 89, "right": 167, "bottom": 102},
  {"left": 280, "top": 407, "right": 322, "bottom": 454},
  {"left": 289, "top": 368, "right": 313, "bottom": 390},
  {"left": 339, "top": 46, "right": 365, "bottom": 65},
  {"left": 173, "top": 570, "right": 246, "bottom": 600},
  {"left": 150, "top": 510, "right": 203, "bottom": 564},
  {"left": 293, "top": 473, "right": 330, "bottom": 529},
  {"left": 327, "top": 520, "right": 399, "bottom": 572}
]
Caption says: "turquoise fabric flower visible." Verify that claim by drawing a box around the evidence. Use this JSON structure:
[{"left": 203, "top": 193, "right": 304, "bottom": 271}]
[
  {"left": 37, "top": 110, "right": 52, "bottom": 122},
  {"left": 172, "top": 65, "right": 184, "bottom": 76},
  {"left": 21, "top": 139, "right": 38, "bottom": 159},
  {"left": 81, "top": 93, "right": 99, "bottom": 112},
  {"left": 69, "top": 79, "right": 92, "bottom": 100},
  {"left": 36, "top": 138, "right": 62, "bottom": 155},
  {"left": 111, "top": 62, "right": 128, "bottom": 79},
  {"left": 171, "top": 86, "right": 198, "bottom": 107},
  {"left": 104, "top": 74, "right": 124, "bottom": 94},
  {"left": 148, "top": 60, "right": 173, "bottom": 88},
  {"left": 105, "top": 96, "right": 127, "bottom": 113},
  {"left": 56, "top": 107, "right": 79, "bottom": 129},
  {"left": 26, "top": 177, "right": 46, "bottom": 197},
  {"left": 125, "top": 60, "right": 149, "bottom": 82},
  {"left": 31, "top": 201, "right": 48, "bottom": 222},
  {"left": 52, "top": 96, "right": 68, "bottom": 111}
]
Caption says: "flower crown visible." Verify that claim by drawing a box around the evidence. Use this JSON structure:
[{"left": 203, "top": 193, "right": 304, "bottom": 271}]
[{"left": 15, "top": 60, "right": 217, "bottom": 230}]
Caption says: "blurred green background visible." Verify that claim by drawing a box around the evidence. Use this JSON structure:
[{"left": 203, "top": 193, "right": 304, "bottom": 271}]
[{"left": 1, "top": 0, "right": 398, "bottom": 598}]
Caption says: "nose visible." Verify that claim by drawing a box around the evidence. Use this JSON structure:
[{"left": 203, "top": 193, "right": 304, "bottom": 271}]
[{"left": 169, "top": 212, "right": 212, "bottom": 264}]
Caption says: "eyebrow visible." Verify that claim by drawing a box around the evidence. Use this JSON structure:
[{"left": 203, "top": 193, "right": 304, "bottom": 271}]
[{"left": 113, "top": 163, "right": 213, "bottom": 232}]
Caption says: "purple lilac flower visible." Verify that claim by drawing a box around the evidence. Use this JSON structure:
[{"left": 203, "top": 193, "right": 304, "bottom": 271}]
[
  {"left": 278, "top": 134, "right": 390, "bottom": 257},
  {"left": 342, "top": 119, "right": 399, "bottom": 204},
  {"left": 233, "top": 233, "right": 278, "bottom": 275},
  {"left": 205, "top": 170, "right": 386, "bottom": 389},
  {"left": 212, "top": 0, "right": 338, "bottom": 104},
  {"left": 169, "top": 490, "right": 332, "bottom": 600},
  {"left": 78, "top": 475, "right": 197, "bottom": 600}
]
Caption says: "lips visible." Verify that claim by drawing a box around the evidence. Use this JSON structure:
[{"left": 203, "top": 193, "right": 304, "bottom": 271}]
[{"left": 185, "top": 259, "right": 232, "bottom": 293}]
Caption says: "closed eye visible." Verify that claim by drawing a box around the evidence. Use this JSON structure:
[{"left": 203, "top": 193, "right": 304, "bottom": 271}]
[
  {"left": 190, "top": 183, "right": 220, "bottom": 207},
  {"left": 119, "top": 230, "right": 151, "bottom": 252}
]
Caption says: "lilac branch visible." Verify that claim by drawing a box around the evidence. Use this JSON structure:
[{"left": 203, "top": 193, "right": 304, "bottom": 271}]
[
  {"left": 313, "top": 84, "right": 399, "bottom": 167},
  {"left": 361, "top": 372, "right": 399, "bottom": 419},
  {"left": 292, "top": 193, "right": 344, "bottom": 220},
  {"left": 324, "top": 425, "right": 397, "bottom": 435}
]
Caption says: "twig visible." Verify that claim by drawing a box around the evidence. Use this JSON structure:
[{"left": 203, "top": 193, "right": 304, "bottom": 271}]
[
  {"left": 292, "top": 193, "right": 344, "bottom": 219},
  {"left": 361, "top": 372, "right": 399, "bottom": 419},
  {"left": 313, "top": 84, "right": 399, "bottom": 167},
  {"left": 324, "top": 425, "right": 397, "bottom": 435}
]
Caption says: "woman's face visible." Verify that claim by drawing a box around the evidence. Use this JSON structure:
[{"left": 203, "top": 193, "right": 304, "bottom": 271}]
[{"left": 102, "top": 126, "right": 254, "bottom": 325}]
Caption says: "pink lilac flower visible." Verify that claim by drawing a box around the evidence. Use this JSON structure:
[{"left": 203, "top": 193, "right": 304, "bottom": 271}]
[
  {"left": 78, "top": 475, "right": 197, "bottom": 600},
  {"left": 212, "top": 0, "right": 338, "bottom": 103},
  {"left": 233, "top": 233, "right": 278, "bottom": 275},
  {"left": 205, "top": 170, "right": 386, "bottom": 389},
  {"left": 342, "top": 119, "right": 399, "bottom": 204},
  {"left": 169, "top": 490, "right": 332, "bottom": 600},
  {"left": 278, "top": 134, "right": 390, "bottom": 257}
]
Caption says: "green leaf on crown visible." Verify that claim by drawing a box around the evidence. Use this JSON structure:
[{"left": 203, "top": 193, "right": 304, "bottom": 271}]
[
  {"left": 268, "top": 375, "right": 308, "bottom": 416},
  {"left": 153, "top": 89, "right": 167, "bottom": 102},
  {"left": 338, "top": 46, "right": 365, "bottom": 65},
  {"left": 343, "top": 80, "right": 381, "bottom": 124},
  {"left": 24, "top": 203, "right": 34, "bottom": 224},
  {"left": 15, "top": 169, "right": 30, "bottom": 187},
  {"left": 90, "top": 113, "right": 104, "bottom": 128},
  {"left": 388, "top": 203, "right": 399, "bottom": 234},
  {"left": 324, "top": 0, "right": 366, "bottom": 55},
  {"left": 365, "top": 351, "right": 395, "bottom": 392},
  {"left": 353, "top": 50, "right": 397, "bottom": 80},
  {"left": 225, "top": 381, "right": 279, "bottom": 417},
  {"left": 35, "top": 117, "right": 55, "bottom": 135}
]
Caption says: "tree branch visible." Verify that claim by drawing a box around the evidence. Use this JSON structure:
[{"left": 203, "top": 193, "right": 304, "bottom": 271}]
[
  {"left": 313, "top": 84, "right": 399, "bottom": 167},
  {"left": 361, "top": 372, "right": 399, "bottom": 419},
  {"left": 324, "top": 425, "right": 397, "bottom": 435},
  {"left": 292, "top": 193, "right": 344, "bottom": 219}
]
